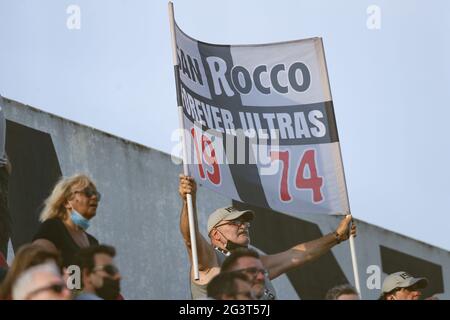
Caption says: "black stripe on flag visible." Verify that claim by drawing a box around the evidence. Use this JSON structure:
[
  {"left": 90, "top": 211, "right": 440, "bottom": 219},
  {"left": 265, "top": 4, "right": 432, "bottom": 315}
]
[
  {"left": 180, "top": 83, "right": 339, "bottom": 146},
  {"left": 197, "top": 42, "right": 270, "bottom": 208}
]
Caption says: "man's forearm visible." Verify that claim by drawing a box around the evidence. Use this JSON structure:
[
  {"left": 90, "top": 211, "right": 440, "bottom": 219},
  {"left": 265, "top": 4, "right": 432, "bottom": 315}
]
[
  {"left": 291, "top": 232, "right": 339, "bottom": 265},
  {"left": 179, "top": 197, "right": 217, "bottom": 271},
  {"left": 180, "top": 197, "right": 198, "bottom": 247},
  {"left": 263, "top": 232, "right": 340, "bottom": 279},
  {"left": 179, "top": 196, "right": 207, "bottom": 255}
]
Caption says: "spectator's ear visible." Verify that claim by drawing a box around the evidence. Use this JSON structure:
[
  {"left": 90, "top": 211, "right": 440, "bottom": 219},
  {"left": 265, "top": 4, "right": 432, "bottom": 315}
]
[
  {"left": 64, "top": 200, "right": 72, "bottom": 211},
  {"left": 210, "top": 229, "right": 221, "bottom": 241},
  {"left": 0, "top": 252, "right": 7, "bottom": 267},
  {"left": 61, "top": 267, "right": 71, "bottom": 285},
  {"left": 82, "top": 268, "right": 92, "bottom": 282}
]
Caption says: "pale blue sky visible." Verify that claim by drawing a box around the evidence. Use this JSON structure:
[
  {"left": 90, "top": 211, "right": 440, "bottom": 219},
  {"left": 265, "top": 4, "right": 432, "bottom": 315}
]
[{"left": 1, "top": 0, "right": 449, "bottom": 250}]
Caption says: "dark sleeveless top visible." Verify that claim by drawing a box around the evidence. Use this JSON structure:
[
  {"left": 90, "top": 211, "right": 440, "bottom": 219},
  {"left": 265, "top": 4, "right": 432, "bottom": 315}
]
[{"left": 33, "top": 218, "right": 99, "bottom": 267}]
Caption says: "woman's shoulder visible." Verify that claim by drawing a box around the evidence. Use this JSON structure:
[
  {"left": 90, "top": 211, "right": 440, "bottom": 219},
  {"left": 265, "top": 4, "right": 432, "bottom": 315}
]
[
  {"left": 39, "top": 218, "right": 64, "bottom": 229},
  {"left": 86, "top": 232, "right": 99, "bottom": 245}
]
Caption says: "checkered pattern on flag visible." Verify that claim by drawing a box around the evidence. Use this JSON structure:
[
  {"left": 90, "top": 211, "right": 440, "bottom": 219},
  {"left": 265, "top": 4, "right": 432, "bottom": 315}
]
[{"left": 175, "top": 23, "right": 349, "bottom": 216}]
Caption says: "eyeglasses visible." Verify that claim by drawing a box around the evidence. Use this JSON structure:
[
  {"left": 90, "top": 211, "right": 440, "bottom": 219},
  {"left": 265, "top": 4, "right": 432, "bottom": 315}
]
[
  {"left": 74, "top": 187, "right": 101, "bottom": 201},
  {"left": 391, "top": 283, "right": 421, "bottom": 295},
  {"left": 234, "top": 267, "right": 269, "bottom": 279},
  {"left": 215, "top": 220, "right": 251, "bottom": 229},
  {"left": 403, "top": 283, "right": 422, "bottom": 292},
  {"left": 92, "top": 264, "right": 119, "bottom": 277},
  {"left": 25, "top": 282, "right": 66, "bottom": 299}
]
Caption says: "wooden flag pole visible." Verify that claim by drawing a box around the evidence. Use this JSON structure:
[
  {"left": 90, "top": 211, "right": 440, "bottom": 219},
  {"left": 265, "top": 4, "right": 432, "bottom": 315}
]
[{"left": 168, "top": 1, "right": 200, "bottom": 280}]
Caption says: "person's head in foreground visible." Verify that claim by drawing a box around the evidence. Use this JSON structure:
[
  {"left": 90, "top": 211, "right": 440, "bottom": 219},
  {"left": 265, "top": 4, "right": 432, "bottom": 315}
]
[
  {"left": 325, "top": 284, "right": 359, "bottom": 300},
  {"left": 77, "top": 244, "right": 121, "bottom": 300},
  {"left": 12, "top": 262, "right": 71, "bottom": 300},
  {"left": 380, "top": 271, "right": 428, "bottom": 300},
  {"left": 0, "top": 244, "right": 63, "bottom": 299},
  {"left": 207, "top": 271, "right": 256, "bottom": 300},
  {"left": 221, "top": 248, "right": 273, "bottom": 300}
]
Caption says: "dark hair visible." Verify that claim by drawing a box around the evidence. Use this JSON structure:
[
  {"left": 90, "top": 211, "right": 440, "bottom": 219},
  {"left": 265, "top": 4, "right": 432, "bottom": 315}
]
[
  {"left": 0, "top": 244, "right": 63, "bottom": 299},
  {"left": 76, "top": 244, "right": 116, "bottom": 273},
  {"left": 379, "top": 287, "right": 402, "bottom": 300},
  {"left": 221, "top": 248, "right": 260, "bottom": 273},
  {"left": 207, "top": 272, "right": 250, "bottom": 299},
  {"left": 325, "top": 284, "right": 359, "bottom": 300}
]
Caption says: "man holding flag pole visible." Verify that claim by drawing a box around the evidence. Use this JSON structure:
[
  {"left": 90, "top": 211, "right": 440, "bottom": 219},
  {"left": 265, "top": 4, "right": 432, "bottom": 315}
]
[{"left": 179, "top": 176, "right": 356, "bottom": 299}]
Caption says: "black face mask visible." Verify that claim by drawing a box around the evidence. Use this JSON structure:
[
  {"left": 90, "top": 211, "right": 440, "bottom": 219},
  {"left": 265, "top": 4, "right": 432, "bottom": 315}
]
[
  {"left": 215, "top": 228, "right": 248, "bottom": 252},
  {"left": 95, "top": 277, "right": 121, "bottom": 300},
  {"left": 217, "top": 230, "right": 248, "bottom": 252}
]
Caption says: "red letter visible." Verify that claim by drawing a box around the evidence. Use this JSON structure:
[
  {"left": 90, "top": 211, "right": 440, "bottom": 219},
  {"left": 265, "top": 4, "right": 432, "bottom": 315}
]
[
  {"left": 190, "top": 128, "right": 205, "bottom": 179},
  {"left": 270, "top": 150, "right": 291, "bottom": 202},
  {"left": 202, "top": 135, "right": 221, "bottom": 185},
  {"left": 295, "top": 149, "right": 323, "bottom": 202}
]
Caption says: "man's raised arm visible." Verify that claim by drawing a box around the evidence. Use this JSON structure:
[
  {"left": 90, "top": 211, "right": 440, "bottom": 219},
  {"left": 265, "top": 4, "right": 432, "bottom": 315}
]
[
  {"left": 261, "top": 215, "right": 357, "bottom": 279},
  {"left": 179, "top": 175, "right": 217, "bottom": 272}
]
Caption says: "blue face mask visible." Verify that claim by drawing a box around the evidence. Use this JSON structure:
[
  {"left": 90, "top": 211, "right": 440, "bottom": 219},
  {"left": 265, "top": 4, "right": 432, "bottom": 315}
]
[{"left": 70, "top": 210, "right": 90, "bottom": 230}]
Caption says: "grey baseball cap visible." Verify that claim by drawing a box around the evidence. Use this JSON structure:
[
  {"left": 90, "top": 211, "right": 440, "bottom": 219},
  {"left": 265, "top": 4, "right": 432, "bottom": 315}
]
[
  {"left": 207, "top": 206, "right": 254, "bottom": 234},
  {"left": 382, "top": 271, "right": 428, "bottom": 293}
]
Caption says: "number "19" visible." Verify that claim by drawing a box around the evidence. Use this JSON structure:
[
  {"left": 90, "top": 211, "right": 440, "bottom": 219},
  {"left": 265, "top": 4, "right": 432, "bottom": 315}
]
[{"left": 191, "top": 128, "right": 221, "bottom": 185}]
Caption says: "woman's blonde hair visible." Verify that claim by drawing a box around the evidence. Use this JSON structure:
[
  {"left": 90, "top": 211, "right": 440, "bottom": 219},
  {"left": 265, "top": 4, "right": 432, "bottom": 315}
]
[{"left": 39, "top": 174, "right": 96, "bottom": 222}]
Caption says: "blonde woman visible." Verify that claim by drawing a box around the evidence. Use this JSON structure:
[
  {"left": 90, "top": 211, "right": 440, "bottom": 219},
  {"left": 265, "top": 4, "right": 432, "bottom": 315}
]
[{"left": 33, "top": 174, "right": 100, "bottom": 267}]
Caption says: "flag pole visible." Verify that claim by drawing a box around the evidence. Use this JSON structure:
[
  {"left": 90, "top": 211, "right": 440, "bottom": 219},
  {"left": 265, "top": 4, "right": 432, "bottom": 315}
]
[
  {"left": 349, "top": 225, "right": 361, "bottom": 294},
  {"left": 168, "top": 1, "right": 200, "bottom": 280},
  {"left": 319, "top": 38, "right": 361, "bottom": 297}
]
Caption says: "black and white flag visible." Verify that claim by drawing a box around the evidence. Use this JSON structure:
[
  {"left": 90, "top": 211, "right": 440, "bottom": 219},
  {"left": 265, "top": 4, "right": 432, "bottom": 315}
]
[{"left": 175, "top": 23, "right": 349, "bottom": 216}]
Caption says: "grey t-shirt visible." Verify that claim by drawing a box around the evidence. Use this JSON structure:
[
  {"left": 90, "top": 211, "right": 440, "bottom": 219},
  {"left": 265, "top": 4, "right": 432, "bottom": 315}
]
[{"left": 0, "top": 95, "right": 7, "bottom": 167}]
